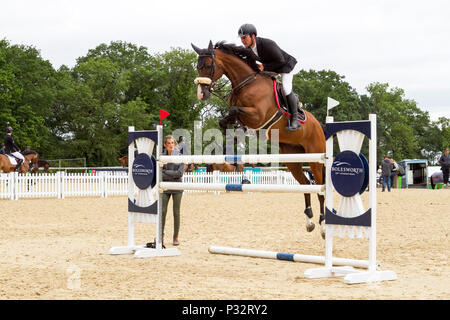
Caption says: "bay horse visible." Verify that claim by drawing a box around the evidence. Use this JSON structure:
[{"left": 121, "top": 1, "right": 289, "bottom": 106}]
[
  {"left": 191, "top": 41, "right": 326, "bottom": 236},
  {"left": 0, "top": 152, "right": 37, "bottom": 174},
  {"left": 118, "top": 156, "right": 128, "bottom": 168},
  {"left": 37, "top": 160, "right": 51, "bottom": 173},
  {"left": 206, "top": 163, "right": 244, "bottom": 173},
  {"left": 22, "top": 151, "right": 39, "bottom": 174}
]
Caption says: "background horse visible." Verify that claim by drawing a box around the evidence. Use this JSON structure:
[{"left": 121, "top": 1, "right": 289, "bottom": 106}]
[
  {"left": 206, "top": 163, "right": 244, "bottom": 172},
  {"left": 22, "top": 151, "right": 39, "bottom": 173},
  {"left": 192, "top": 41, "right": 326, "bottom": 236},
  {"left": 37, "top": 160, "right": 51, "bottom": 173},
  {"left": 118, "top": 156, "right": 128, "bottom": 168}
]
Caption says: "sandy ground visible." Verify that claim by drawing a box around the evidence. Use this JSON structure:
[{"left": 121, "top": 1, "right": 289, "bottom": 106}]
[{"left": 0, "top": 188, "right": 448, "bottom": 300}]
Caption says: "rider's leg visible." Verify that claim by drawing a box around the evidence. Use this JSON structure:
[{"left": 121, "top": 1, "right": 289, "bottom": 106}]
[
  {"left": 282, "top": 72, "right": 300, "bottom": 131},
  {"left": 12, "top": 152, "right": 24, "bottom": 171}
]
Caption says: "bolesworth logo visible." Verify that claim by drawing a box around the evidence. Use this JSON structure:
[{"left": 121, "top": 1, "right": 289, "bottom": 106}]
[
  {"left": 132, "top": 153, "right": 156, "bottom": 190},
  {"left": 331, "top": 150, "right": 365, "bottom": 197},
  {"left": 132, "top": 163, "right": 153, "bottom": 176},
  {"left": 331, "top": 160, "right": 364, "bottom": 175}
]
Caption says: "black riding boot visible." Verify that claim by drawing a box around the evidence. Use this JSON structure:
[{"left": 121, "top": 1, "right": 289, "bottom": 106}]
[
  {"left": 286, "top": 93, "right": 301, "bottom": 131},
  {"left": 15, "top": 159, "right": 23, "bottom": 172}
]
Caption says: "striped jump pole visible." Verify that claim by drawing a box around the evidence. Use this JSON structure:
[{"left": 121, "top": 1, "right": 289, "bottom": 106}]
[
  {"left": 160, "top": 182, "right": 324, "bottom": 194},
  {"left": 159, "top": 153, "right": 325, "bottom": 165},
  {"left": 208, "top": 246, "right": 378, "bottom": 269}
]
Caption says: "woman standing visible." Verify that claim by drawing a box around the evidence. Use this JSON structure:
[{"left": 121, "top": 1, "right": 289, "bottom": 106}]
[{"left": 161, "top": 135, "right": 185, "bottom": 246}]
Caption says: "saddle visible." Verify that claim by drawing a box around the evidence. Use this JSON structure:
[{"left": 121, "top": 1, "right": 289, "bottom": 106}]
[
  {"left": 272, "top": 79, "right": 306, "bottom": 123},
  {"left": 4, "top": 154, "right": 19, "bottom": 165}
]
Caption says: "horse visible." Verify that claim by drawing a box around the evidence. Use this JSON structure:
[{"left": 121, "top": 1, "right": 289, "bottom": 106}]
[
  {"left": 206, "top": 163, "right": 244, "bottom": 172},
  {"left": 37, "top": 159, "right": 51, "bottom": 173},
  {"left": 185, "top": 163, "right": 200, "bottom": 173},
  {"left": 0, "top": 153, "right": 34, "bottom": 174},
  {"left": 191, "top": 41, "right": 326, "bottom": 236},
  {"left": 118, "top": 156, "right": 128, "bottom": 168},
  {"left": 22, "top": 151, "right": 39, "bottom": 174}
]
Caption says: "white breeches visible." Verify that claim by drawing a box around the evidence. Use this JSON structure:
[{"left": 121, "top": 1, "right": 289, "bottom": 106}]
[
  {"left": 280, "top": 64, "right": 300, "bottom": 95},
  {"left": 12, "top": 152, "right": 24, "bottom": 162}
]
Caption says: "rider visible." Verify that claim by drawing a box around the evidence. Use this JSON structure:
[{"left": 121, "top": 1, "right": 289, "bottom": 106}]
[
  {"left": 238, "top": 23, "right": 300, "bottom": 131},
  {"left": 4, "top": 126, "right": 25, "bottom": 171}
]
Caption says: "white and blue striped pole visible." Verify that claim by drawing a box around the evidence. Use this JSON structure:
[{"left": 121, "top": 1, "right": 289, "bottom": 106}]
[
  {"left": 208, "top": 246, "right": 375, "bottom": 269},
  {"left": 159, "top": 153, "right": 325, "bottom": 165},
  {"left": 159, "top": 182, "right": 324, "bottom": 194}
]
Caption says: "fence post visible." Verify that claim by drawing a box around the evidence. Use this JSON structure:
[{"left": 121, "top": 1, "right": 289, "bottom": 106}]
[
  {"left": 61, "top": 171, "right": 65, "bottom": 199},
  {"left": 9, "top": 172, "right": 14, "bottom": 200},
  {"left": 56, "top": 171, "right": 61, "bottom": 199},
  {"left": 101, "top": 172, "right": 107, "bottom": 198},
  {"left": 13, "top": 172, "right": 19, "bottom": 200}
]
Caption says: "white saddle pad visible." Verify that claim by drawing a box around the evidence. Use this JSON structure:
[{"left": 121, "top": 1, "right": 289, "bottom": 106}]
[{"left": 6, "top": 155, "right": 17, "bottom": 165}]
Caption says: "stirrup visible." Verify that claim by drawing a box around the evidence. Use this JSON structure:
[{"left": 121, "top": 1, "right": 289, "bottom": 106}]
[{"left": 286, "top": 118, "right": 301, "bottom": 131}]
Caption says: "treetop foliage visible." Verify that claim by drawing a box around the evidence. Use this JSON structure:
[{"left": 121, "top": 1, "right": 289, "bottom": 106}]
[{"left": 0, "top": 39, "right": 448, "bottom": 166}]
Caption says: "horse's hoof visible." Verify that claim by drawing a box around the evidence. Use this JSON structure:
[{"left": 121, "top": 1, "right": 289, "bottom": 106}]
[
  {"left": 306, "top": 221, "right": 315, "bottom": 232},
  {"left": 320, "top": 224, "right": 326, "bottom": 239}
]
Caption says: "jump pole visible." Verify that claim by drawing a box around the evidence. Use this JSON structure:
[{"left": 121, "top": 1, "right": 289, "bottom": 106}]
[{"left": 208, "top": 246, "right": 375, "bottom": 269}]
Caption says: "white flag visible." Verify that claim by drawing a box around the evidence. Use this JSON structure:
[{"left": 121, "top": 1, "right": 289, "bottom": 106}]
[{"left": 327, "top": 97, "right": 339, "bottom": 111}]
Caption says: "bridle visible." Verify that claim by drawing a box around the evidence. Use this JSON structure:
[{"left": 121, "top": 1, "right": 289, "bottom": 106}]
[
  {"left": 194, "top": 50, "right": 217, "bottom": 91},
  {"left": 194, "top": 48, "right": 259, "bottom": 103}
]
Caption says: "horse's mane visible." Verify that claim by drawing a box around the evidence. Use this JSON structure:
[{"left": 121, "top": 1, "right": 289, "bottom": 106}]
[{"left": 214, "top": 41, "right": 260, "bottom": 71}]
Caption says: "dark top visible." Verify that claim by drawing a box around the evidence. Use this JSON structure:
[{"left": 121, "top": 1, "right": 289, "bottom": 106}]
[
  {"left": 254, "top": 37, "right": 297, "bottom": 74},
  {"left": 162, "top": 148, "right": 185, "bottom": 194},
  {"left": 381, "top": 159, "right": 394, "bottom": 177},
  {"left": 439, "top": 153, "right": 450, "bottom": 167},
  {"left": 4, "top": 134, "right": 20, "bottom": 154}
]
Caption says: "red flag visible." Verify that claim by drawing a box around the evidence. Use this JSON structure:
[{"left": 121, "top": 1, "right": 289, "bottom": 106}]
[{"left": 160, "top": 109, "right": 170, "bottom": 125}]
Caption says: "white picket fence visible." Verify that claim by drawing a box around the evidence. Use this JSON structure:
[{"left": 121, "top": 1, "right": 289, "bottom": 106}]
[
  {"left": 0, "top": 170, "right": 305, "bottom": 200},
  {"left": 0, "top": 171, "right": 128, "bottom": 200}
]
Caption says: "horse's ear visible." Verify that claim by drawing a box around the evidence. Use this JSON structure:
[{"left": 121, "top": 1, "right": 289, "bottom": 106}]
[
  {"left": 208, "top": 40, "right": 214, "bottom": 51},
  {"left": 191, "top": 43, "right": 201, "bottom": 55}
]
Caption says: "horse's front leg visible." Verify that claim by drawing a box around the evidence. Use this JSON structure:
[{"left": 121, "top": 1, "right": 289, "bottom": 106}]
[{"left": 219, "top": 106, "right": 242, "bottom": 134}]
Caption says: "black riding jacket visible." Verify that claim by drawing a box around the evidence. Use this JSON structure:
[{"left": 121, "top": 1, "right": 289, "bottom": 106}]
[
  {"left": 4, "top": 134, "right": 20, "bottom": 154},
  {"left": 254, "top": 37, "right": 297, "bottom": 74}
]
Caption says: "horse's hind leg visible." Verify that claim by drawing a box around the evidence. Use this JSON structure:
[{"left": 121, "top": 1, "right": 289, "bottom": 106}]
[
  {"left": 310, "top": 162, "right": 325, "bottom": 239},
  {"left": 284, "top": 162, "right": 316, "bottom": 232},
  {"left": 280, "top": 143, "right": 316, "bottom": 232}
]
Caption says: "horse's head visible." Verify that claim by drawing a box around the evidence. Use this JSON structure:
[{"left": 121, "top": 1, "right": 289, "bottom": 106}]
[
  {"left": 191, "top": 40, "right": 224, "bottom": 101},
  {"left": 23, "top": 152, "right": 39, "bottom": 173}
]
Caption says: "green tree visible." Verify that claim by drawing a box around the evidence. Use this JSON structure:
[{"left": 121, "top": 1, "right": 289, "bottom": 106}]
[
  {"left": 0, "top": 39, "right": 56, "bottom": 155},
  {"left": 293, "top": 69, "right": 361, "bottom": 124}
]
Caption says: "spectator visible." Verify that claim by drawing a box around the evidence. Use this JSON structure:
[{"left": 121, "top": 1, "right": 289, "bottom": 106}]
[
  {"left": 439, "top": 149, "right": 450, "bottom": 186},
  {"left": 390, "top": 158, "right": 399, "bottom": 187},
  {"left": 381, "top": 157, "right": 394, "bottom": 192}
]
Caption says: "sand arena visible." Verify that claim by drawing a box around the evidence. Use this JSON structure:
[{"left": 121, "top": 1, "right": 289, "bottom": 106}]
[{"left": 0, "top": 188, "right": 448, "bottom": 299}]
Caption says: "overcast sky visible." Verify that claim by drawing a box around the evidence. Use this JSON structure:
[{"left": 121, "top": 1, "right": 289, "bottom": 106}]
[{"left": 1, "top": 0, "right": 449, "bottom": 120}]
